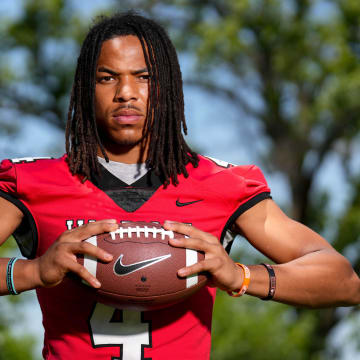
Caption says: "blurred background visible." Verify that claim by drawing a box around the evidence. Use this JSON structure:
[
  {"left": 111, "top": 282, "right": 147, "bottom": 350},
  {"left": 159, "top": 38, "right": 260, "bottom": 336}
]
[{"left": 0, "top": 0, "right": 360, "bottom": 359}]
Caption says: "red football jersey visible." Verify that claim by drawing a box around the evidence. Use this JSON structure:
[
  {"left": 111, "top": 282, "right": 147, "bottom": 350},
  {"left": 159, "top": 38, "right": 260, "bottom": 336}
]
[{"left": 0, "top": 155, "right": 270, "bottom": 360}]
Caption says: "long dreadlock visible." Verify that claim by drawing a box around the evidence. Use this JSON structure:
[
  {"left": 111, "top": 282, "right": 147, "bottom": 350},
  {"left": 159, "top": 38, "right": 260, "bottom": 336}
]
[{"left": 65, "top": 11, "right": 198, "bottom": 185}]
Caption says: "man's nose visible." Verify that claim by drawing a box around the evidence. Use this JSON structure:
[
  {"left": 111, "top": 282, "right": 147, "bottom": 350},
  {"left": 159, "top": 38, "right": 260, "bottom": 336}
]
[{"left": 114, "top": 77, "right": 137, "bottom": 102}]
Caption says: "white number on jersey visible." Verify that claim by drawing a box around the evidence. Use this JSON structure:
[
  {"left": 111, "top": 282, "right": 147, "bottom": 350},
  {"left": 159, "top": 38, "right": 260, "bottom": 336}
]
[{"left": 89, "top": 303, "right": 151, "bottom": 360}]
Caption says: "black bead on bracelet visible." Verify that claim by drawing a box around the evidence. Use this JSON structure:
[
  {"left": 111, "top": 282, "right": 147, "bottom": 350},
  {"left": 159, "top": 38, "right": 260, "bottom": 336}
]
[{"left": 260, "top": 263, "right": 276, "bottom": 301}]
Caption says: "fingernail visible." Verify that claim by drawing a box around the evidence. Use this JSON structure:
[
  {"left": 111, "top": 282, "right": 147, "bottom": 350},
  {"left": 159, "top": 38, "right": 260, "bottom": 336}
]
[
  {"left": 164, "top": 220, "right": 176, "bottom": 227},
  {"left": 94, "top": 279, "right": 101, "bottom": 287},
  {"left": 107, "top": 219, "right": 117, "bottom": 223},
  {"left": 178, "top": 268, "right": 187, "bottom": 277},
  {"left": 104, "top": 253, "right": 113, "bottom": 260}
]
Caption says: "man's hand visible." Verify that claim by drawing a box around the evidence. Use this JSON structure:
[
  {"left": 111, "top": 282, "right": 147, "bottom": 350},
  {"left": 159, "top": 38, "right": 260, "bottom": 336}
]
[
  {"left": 32, "top": 219, "right": 118, "bottom": 289},
  {"left": 163, "top": 221, "right": 243, "bottom": 293}
]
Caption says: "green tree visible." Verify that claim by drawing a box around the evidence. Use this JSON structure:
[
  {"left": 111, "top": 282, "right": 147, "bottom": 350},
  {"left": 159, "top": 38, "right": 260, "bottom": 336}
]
[
  {"left": 0, "top": 1, "right": 102, "bottom": 357},
  {"left": 134, "top": 0, "right": 360, "bottom": 358},
  {"left": 212, "top": 292, "right": 316, "bottom": 360},
  {"left": 0, "top": 0, "right": 87, "bottom": 132}
]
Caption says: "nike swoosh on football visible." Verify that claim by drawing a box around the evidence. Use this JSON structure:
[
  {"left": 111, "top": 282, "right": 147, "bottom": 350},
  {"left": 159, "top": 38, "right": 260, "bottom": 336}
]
[
  {"left": 114, "top": 254, "right": 171, "bottom": 276},
  {"left": 176, "top": 199, "right": 203, "bottom": 207}
]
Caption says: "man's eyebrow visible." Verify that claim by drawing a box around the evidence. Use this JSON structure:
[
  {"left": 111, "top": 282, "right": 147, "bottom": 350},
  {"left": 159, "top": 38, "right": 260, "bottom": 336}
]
[
  {"left": 97, "top": 67, "right": 149, "bottom": 76},
  {"left": 132, "top": 68, "right": 149, "bottom": 75},
  {"left": 97, "top": 67, "right": 119, "bottom": 76}
]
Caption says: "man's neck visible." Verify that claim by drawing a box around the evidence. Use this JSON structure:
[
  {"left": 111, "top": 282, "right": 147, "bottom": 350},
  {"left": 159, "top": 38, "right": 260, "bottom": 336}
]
[{"left": 97, "top": 146, "right": 147, "bottom": 164}]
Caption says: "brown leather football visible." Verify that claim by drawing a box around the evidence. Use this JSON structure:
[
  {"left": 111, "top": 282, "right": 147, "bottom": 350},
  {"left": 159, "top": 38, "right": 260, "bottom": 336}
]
[{"left": 77, "top": 221, "right": 207, "bottom": 310}]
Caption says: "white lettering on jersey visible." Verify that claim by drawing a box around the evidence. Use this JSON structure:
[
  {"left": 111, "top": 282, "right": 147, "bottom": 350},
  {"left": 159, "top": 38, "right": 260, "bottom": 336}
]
[
  {"left": 89, "top": 303, "right": 151, "bottom": 360},
  {"left": 10, "top": 157, "right": 52, "bottom": 164},
  {"left": 65, "top": 219, "right": 96, "bottom": 230},
  {"left": 66, "top": 220, "right": 74, "bottom": 230}
]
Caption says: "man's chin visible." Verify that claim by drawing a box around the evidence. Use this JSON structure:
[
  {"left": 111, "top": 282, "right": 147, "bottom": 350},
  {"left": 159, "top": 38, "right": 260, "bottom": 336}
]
[
  {"left": 104, "top": 136, "right": 146, "bottom": 152},
  {"left": 115, "top": 140, "right": 141, "bottom": 147}
]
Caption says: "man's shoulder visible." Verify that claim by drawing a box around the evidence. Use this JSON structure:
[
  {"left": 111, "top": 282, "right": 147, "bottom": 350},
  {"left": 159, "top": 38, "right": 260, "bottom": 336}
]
[
  {"left": 192, "top": 155, "right": 267, "bottom": 182},
  {"left": 0, "top": 155, "right": 72, "bottom": 190},
  {"left": 198, "top": 155, "right": 234, "bottom": 170},
  {"left": 3, "top": 155, "right": 65, "bottom": 167},
  {"left": 1, "top": 155, "right": 68, "bottom": 174}
]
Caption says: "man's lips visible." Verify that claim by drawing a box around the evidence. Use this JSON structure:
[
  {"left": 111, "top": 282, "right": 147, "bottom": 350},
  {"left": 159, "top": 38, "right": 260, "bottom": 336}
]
[{"left": 112, "top": 110, "right": 143, "bottom": 123}]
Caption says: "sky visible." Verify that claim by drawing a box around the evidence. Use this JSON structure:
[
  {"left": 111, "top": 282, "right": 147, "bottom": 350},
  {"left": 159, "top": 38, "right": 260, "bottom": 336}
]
[{"left": 0, "top": 0, "right": 359, "bottom": 359}]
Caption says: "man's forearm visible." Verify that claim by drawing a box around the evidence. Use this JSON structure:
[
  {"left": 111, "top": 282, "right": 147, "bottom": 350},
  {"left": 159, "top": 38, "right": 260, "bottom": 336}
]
[
  {"left": 246, "top": 250, "right": 360, "bottom": 307},
  {"left": 0, "top": 258, "right": 40, "bottom": 295}
]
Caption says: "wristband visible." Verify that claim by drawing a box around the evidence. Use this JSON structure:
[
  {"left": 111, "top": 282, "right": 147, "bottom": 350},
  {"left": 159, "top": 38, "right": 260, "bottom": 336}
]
[
  {"left": 227, "top": 263, "right": 251, "bottom": 297},
  {"left": 261, "top": 263, "right": 276, "bottom": 300},
  {"left": 6, "top": 257, "right": 19, "bottom": 295}
]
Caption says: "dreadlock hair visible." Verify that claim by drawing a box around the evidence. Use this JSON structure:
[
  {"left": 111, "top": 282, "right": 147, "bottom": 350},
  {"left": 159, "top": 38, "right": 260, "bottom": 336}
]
[{"left": 65, "top": 11, "right": 199, "bottom": 185}]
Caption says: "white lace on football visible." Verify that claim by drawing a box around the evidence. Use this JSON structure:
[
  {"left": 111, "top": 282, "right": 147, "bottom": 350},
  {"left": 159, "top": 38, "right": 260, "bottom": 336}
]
[{"left": 110, "top": 226, "right": 175, "bottom": 240}]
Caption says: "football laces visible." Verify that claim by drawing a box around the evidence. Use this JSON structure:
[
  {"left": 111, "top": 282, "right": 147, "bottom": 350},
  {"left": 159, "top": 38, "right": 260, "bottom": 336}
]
[{"left": 110, "top": 226, "right": 175, "bottom": 240}]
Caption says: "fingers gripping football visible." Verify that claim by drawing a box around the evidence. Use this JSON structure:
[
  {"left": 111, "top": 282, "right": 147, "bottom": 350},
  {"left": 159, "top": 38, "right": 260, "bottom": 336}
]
[
  {"left": 164, "top": 221, "right": 244, "bottom": 292},
  {"left": 33, "top": 220, "right": 117, "bottom": 289}
]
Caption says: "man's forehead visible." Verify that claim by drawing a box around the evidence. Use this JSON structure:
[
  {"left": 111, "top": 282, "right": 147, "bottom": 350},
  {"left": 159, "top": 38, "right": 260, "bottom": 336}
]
[{"left": 97, "top": 35, "right": 147, "bottom": 70}]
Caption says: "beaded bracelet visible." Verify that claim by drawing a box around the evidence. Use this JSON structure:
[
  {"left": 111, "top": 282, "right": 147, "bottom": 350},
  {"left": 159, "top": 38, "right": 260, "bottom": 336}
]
[
  {"left": 261, "top": 263, "right": 276, "bottom": 300},
  {"left": 6, "top": 257, "right": 19, "bottom": 295},
  {"left": 227, "top": 263, "right": 251, "bottom": 297}
]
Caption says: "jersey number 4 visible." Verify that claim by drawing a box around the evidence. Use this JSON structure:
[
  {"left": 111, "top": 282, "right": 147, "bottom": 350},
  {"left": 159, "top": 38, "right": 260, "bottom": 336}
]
[{"left": 89, "top": 303, "right": 152, "bottom": 360}]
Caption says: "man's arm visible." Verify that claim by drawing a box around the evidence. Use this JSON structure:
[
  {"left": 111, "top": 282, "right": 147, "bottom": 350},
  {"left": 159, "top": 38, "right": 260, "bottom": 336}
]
[
  {"left": 0, "top": 197, "right": 117, "bottom": 295},
  {"left": 164, "top": 199, "right": 360, "bottom": 307},
  {"left": 0, "top": 196, "right": 31, "bottom": 294},
  {"left": 235, "top": 199, "right": 360, "bottom": 307}
]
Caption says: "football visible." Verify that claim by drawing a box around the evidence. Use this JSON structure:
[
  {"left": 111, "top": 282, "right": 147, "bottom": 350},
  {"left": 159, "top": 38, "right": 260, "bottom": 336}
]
[{"left": 77, "top": 221, "right": 207, "bottom": 310}]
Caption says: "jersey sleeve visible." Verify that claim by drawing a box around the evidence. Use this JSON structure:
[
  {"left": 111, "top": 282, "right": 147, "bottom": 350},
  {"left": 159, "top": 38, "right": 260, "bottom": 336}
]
[
  {"left": 0, "top": 159, "right": 38, "bottom": 259},
  {"left": 0, "top": 159, "right": 17, "bottom": 193},
  {"left": 214, "top": 164, "right": 271, "bottom": 252},
  {"left": 229, "top": 164, "right": 271, "bottom": 217}
]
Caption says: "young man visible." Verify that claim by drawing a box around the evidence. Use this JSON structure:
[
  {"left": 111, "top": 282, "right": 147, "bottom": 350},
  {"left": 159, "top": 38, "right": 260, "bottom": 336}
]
[{"left": 0, "top": 12, "right": 359, "bottom": 360}]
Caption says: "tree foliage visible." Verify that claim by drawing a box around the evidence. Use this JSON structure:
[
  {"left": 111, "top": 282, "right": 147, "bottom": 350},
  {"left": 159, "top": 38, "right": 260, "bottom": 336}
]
[
  {"left": 212, "top": 291, "right": 317, "bottom": 360},
  {"left": 122, "top": 0, "right": 360, "bottom": 358},
  {"left": 0, "top": 1, "right": 95, "bottom": 358},
  {"left": 132, "top": 1, "right": 360, "bottom": 357},
  {"left": 0, "top": 0, "right": 88, "bottom": 132}
]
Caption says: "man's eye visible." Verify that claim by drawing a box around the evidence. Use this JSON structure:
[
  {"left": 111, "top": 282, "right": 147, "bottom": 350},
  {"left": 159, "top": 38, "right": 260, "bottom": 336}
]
[
  {"left": 139, "top": 74, "right": 150, "bottom": 80},
  {"left": 99, "top": 76, "right": 114, "bottom": 82}
]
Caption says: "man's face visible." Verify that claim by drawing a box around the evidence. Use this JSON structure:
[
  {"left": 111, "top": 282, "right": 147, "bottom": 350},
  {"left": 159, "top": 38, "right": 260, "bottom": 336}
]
[{"left": 95, "top": 35, "right": 150, "bottom": 162}]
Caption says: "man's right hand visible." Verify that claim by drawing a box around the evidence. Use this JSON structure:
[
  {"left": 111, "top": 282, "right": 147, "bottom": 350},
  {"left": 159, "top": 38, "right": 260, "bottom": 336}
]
[
  {"left": 32, "top": 219, "right": 118, "bottom": 289},
  {"left": 0, "top": 209, "right": 119, "bottom": 296}
]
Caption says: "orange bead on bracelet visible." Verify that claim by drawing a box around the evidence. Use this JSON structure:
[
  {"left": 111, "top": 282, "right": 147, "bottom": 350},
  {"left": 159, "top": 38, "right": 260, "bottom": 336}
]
[{"left": 227, "top": 263, "right": 251, "bottom": 297}]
